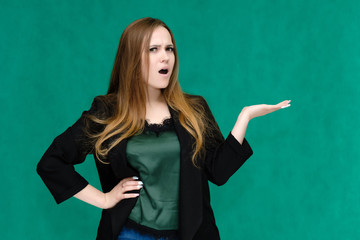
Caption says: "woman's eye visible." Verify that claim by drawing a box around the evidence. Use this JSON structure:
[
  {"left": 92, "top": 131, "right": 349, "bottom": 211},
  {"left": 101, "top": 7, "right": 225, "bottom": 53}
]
[
  {"left": 166, "top": 47, "right": 174, "bottom": 52},
  {"left": 149, "top": 47, "right": 157, "bottom": 52}
]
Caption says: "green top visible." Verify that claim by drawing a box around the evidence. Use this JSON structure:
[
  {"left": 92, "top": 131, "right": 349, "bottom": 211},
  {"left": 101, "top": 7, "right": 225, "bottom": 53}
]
[{"left": 126, "top": 122, "right": 180, "bottom": 230}]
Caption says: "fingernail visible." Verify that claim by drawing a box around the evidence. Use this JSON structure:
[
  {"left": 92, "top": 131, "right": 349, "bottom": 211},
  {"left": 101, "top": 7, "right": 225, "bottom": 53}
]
[
  {"left": 138, "top": 181, "right": 143, "bottom": 185},
  {"left": 281, "top": 104, "right": 291, "bottom": 109},
  {"left": 132, "top": 176, "right": 139, "bottom": 180},
  {"left": 137, "top": 184, "right": 143, "bottom": 188}
]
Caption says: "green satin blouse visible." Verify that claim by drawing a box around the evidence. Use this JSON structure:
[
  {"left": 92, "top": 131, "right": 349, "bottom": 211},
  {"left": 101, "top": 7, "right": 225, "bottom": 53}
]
[{"left": 126, "top": 119, "right": 180, "bottom": 230}]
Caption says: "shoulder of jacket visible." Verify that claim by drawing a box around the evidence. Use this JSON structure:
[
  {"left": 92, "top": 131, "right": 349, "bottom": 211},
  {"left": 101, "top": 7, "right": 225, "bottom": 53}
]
[
  {"left": 89, "top": 94, "right": 116, "bottom": 118},
  {"left": 183, "top": 93, "right": 207, "bottom": 105}
]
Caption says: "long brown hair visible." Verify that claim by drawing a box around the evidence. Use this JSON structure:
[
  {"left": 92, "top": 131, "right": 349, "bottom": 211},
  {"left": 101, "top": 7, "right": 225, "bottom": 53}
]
[{"left": 86, "top": 17, "right": 211, "bottom": 167}]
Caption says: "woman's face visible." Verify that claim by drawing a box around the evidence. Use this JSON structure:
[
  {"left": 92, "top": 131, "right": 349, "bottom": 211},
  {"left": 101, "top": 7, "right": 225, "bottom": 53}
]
[{"left": 142, "top": 26, "right": 175, "bottom": 92}]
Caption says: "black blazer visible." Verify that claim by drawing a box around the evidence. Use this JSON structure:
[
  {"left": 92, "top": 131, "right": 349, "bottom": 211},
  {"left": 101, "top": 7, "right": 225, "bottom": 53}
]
[{"left": 37, "top": 95, "right": 253, "bottom": 240}]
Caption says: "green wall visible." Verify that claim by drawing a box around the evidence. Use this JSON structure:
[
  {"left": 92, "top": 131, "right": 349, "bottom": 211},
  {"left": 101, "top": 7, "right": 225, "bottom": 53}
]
[{"left": 1, "top": 0, "right": 359, "bottom": 239}]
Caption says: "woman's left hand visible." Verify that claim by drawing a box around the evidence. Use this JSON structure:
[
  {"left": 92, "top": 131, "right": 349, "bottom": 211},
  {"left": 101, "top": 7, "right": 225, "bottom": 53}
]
[
  {"left": 231, "top": 100, "right": 291, "bottom": 144},
  {"left": 239, "top": 100, "right": 291, "bottom": 120}
]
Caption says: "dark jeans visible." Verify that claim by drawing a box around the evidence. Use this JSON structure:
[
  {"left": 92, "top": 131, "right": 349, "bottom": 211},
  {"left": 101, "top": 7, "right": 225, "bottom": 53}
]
[{"left": 117, "top": 226, "right": 178, "bottom": 240}]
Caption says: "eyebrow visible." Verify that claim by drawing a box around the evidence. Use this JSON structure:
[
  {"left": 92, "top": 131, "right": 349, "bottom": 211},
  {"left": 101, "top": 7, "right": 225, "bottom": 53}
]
[{"left": 149, "top": 44, "right": 174, "bottom": 47}]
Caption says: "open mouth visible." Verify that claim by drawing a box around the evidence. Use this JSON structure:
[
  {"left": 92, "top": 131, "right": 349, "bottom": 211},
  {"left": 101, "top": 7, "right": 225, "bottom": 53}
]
[{"left": 159, "top": 69, "right": 169, "bottom": 75}]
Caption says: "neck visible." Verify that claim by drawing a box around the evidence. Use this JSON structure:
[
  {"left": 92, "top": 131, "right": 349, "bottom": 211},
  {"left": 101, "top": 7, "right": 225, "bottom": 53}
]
[{"left": 146, "top": 87, "right": 165, "bottom": 105}]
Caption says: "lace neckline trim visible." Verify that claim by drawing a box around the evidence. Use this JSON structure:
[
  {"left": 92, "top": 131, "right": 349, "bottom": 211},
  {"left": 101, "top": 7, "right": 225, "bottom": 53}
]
[
  {"left": 144, "top": 117, "right": 174, "bottom": 133},
  {"left": 145, "top": 116, "right": 172, "bottom": 126}
]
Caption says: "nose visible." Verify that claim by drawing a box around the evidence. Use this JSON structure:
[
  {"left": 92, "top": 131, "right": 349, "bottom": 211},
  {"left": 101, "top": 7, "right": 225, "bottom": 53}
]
[{"left": 160, "top": 49, "right": 169, "bottom": 62}]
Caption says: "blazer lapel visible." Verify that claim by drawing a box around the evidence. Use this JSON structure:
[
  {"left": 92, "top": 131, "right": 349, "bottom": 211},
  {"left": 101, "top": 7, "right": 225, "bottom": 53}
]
[
  {"left": 107, "top": 138, "right": 139, "bottom": 239},
  {"left": 108, "top": 138, "right": 130, "bottom": 178},
  {"left": 170, "top": 108, "right": 203, "bottom": 240}
]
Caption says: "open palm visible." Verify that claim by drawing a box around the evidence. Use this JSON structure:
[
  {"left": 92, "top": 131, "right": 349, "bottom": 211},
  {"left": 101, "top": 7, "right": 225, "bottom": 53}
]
[{"left": 242, "top": 100, "right": 291, "bottom": 120}]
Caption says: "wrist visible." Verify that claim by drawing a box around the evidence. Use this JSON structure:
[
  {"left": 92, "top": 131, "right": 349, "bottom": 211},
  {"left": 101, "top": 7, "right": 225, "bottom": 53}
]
[
  {"left": 102, "top": 192, "right": 110, "bottom": 209},
  {"left": 238, "top": 108, "right": 251, "bottom": 122}
]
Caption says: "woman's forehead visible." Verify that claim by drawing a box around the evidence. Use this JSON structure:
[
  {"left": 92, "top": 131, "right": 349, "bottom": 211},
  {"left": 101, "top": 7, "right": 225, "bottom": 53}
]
[{"left": 149, "top": 26, "right": 173, "bottom": 45}]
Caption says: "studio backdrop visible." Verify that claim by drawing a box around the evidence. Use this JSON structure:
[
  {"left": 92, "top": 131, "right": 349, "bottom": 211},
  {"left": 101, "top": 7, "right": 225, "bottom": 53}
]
[{"left": 1, "top": 0, "right": 359, "bottom": 239}]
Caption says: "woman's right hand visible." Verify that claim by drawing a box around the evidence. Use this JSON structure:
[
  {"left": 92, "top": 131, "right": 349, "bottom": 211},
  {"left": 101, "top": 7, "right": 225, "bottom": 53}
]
[{"left": 103, "top": 177, "right": 143, "bottom": 209}]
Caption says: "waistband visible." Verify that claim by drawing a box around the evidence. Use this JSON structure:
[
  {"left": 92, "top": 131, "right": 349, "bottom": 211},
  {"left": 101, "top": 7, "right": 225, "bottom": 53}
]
[{"left": 123, "top": 219, "right": 179, "bottom": 239}]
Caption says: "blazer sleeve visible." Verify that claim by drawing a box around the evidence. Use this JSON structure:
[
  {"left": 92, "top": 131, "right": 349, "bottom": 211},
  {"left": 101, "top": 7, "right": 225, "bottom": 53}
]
[
  {"left": 200, "top": 97, "right": 253, "bottom": 186},
  {"left": 36, "top": 97, "right": 105, "bottom": 204}
]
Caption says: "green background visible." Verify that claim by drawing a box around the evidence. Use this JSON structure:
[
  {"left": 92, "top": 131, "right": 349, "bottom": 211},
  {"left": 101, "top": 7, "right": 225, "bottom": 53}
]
[{"left": 1, "top": 0, "right": 359, "bottom": 239}]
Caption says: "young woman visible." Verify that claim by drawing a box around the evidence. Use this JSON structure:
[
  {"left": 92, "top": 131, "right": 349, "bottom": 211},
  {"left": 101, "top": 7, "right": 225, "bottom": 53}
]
[{"left": 37, "top": 17, "right": 291, "bottom": 240}]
